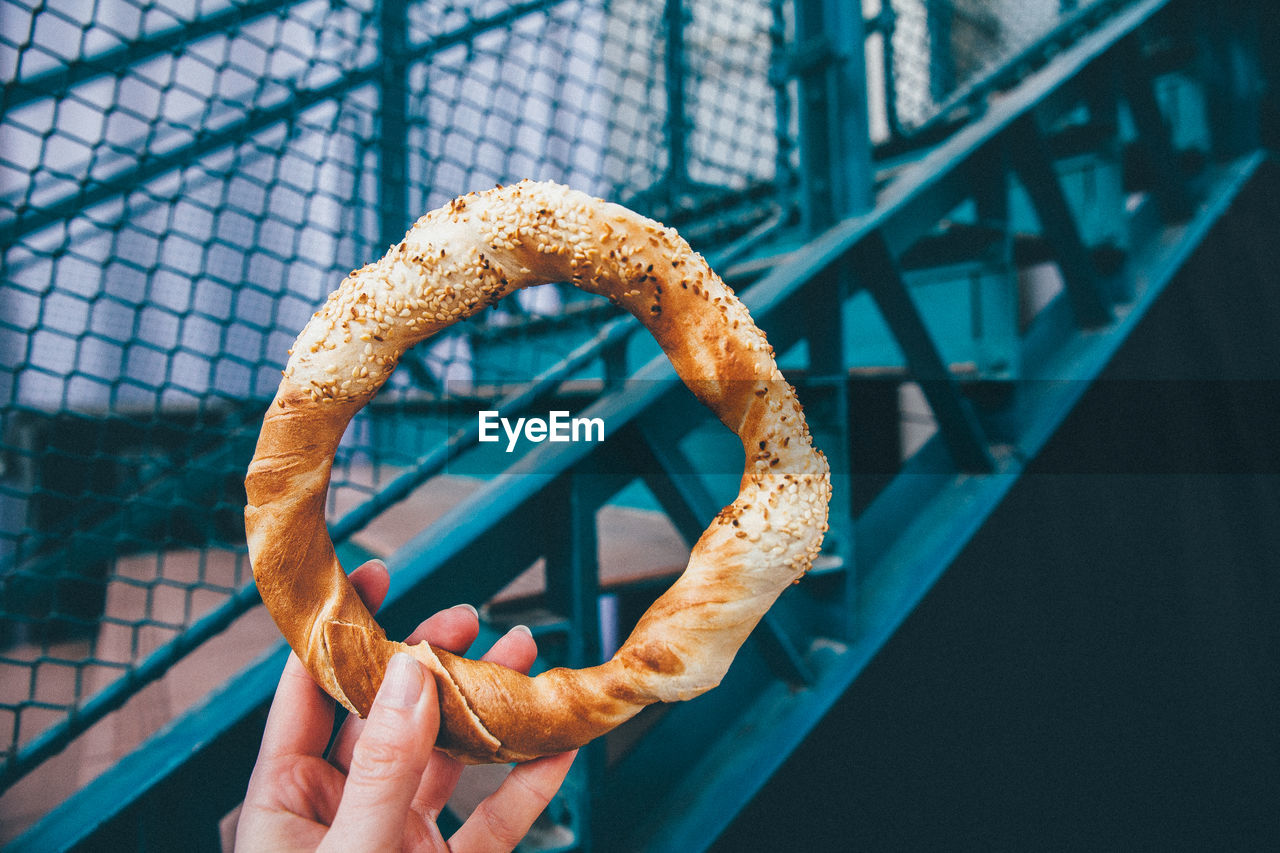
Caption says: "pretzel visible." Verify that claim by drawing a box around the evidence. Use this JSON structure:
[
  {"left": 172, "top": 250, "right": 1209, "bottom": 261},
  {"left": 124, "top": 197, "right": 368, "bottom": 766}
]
[{"left": 244, "top": 181, "right": 831, "bottom": 763}]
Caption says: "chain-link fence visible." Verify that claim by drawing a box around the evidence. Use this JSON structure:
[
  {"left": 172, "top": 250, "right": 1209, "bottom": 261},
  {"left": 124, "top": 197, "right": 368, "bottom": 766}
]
[
  {"left": 866, "top": 0, "right": 1119, "bottom": 143},
  {"left": 1, "top": 0, "right": 1125, "bottom": 826},
  {"left": 0, "top": 0, "right": 800, "bottom": 807}
]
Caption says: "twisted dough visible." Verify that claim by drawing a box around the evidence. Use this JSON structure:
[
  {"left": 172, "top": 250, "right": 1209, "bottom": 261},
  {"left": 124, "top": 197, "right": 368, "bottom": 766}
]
[{"left": 244, "top": 181, "right": 831, "bottom": 763}]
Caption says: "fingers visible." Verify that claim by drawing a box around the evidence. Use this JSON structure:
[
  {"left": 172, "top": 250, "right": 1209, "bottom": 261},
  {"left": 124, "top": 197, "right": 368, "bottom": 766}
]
[
  {"left": 442, "top": 624, "right": 572, "bottom": 852},
  {"left": 449, "top": 750, "right": 578, "bottom": 853},
  {"left": 256, "top": 651, "right": 337, "bottom": 763},
  {"left": 325, "top": 585, "right": 553, "bottom": 853},
  {"left": 320, "top": 652, "right": 440, "bottom": 853},
  {"left": 348, "top": 559, "right": 390, "bottom": 613},
  {"left": 329, "top": 603, "right": 480, "bottom": 774},
  {"left": 478, "top": 623, "right": 537, "bottom": 672},
  {"left": 405, "top": 602, "right": 482, "bottom": 653},
  {"left": 408, "top": 623, "right": 538, "bottom": 819}
]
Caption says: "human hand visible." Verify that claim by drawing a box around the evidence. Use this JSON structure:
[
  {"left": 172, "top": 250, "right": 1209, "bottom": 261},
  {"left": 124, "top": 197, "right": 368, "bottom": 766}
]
[{"left": 236, "top": 559, "right": 577, "bottom": 852}]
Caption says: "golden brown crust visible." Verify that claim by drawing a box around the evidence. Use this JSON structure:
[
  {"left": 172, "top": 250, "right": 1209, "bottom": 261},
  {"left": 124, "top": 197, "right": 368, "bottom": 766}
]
[{"left": 245, "top": 180, "right": 831, "bottom": 763}]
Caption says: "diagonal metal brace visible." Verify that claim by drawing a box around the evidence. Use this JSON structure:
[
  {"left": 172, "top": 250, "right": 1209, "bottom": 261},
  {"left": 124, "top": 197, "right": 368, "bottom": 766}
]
[
  {"left": 855, "top": 232, "right": 996, "bottom": 474},
  {"left": 1116, "top": 35, "right": 1195, "bottom": 222},
  {"left": 628, "top": 413, "right": 818, "bottom": 686},
  {"left": 1007, "top": 113, "right": 1115, "bottom": 328}
]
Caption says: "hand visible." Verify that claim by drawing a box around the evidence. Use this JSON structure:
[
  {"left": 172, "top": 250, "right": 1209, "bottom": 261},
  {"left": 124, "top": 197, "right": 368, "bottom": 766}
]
[{"left": 236, "top": 560, "right": 577, "bottom": 852}]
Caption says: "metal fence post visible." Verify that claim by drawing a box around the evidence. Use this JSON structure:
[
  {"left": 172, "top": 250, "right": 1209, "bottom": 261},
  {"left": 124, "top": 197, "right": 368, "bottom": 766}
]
[
  {"left": 543, "top": 471, "right": 606, "bottom": 851},
  {"left": 379, "top": 0, "right": 411, "bottom": 248},
  {"left": 870, "top": 2, "right": 903, "bottom": 142},
  {"left": 791, "top": 0, "right": 875, "bottom": 230},
  {"left": 664, "top": 0, "right": 691, "bottom": 194},
  {"left": 928, "top": 0, "right": 955, "bottom": 109},
  {"left": 788, "top": 0, "right": 873, "bottom": 637}
]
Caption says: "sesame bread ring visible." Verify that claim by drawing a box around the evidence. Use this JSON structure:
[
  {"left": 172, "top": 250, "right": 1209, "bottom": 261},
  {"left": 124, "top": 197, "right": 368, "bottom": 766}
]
[{"left": 244, "top": 180, "right": 831, "bottom": 763}]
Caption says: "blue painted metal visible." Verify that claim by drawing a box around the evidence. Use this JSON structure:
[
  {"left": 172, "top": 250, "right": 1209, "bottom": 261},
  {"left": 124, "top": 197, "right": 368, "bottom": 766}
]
[
  {"left": 9, "top": 0, "right": 1274, "bottom": 849},
  {"left": 614, "top": 151, "right": 1271, "bottom": 853},
  {"left": 864, "top": 3, "right": 903, "bottom": 140},
  {"left": 855, "top": 233, "right": 996, "bottom": 472},
  {"left": 1007, "top": 131, "right": 1129, "bottom": 253},
  {"left": 842, "top": 247, "right": 1021, "bottom": 377},
  {"left": 790, "top": 0, "right": 875, "bottom": 227},
  {"left": 663, "top": 0, "right": 690, "bottom": 192},
  {"left": 542, "top": 474, "right": 610, "bottom": 850},
  {"left": 794, "top": 268, "right": 856, "bottom": 635},
  {"left": 1117, "top": 34, "right": 1195, "bottom": 221},
  {"left": 379, "top": 0, "right": 412, "bottom": 250},
  {"left": 1007, "top": 113, "right": 1114, "bottom": 327}
]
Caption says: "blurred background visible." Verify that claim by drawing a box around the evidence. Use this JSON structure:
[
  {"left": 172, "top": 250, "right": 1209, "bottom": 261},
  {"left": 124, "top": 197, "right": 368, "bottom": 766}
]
[{"left": 1, "top": 0, "right": 1277, "bottom": 849}]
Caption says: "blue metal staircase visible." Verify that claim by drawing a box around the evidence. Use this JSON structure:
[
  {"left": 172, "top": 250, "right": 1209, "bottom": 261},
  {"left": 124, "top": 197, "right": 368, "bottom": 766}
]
[{"left": 3, "top": 0, "right": 1275, "bottom": 849}]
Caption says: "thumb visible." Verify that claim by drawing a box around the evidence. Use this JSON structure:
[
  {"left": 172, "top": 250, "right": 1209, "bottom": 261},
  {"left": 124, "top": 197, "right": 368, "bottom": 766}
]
[{"left": 321, "top": 652, "right": 439, "bottom": 851}]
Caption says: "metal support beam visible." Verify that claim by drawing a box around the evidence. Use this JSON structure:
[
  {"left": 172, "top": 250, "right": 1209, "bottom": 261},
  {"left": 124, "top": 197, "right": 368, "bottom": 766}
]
[
  {"left": 1007, "top": 114, "right": 1115, "bottom": 328},
  {"left": 799, "top": 267, "right": 855, "bottom": 637},
  {"left": 631, "top": 422, "right": 724, "bottom": 543},
  {"left": 865, "top": 4, "right": 903, "bottom": 140},
  {"left": 756, "top": 606, "right": 817, "bottom": 687},
  {"left": 855, "top": 233, "right": 995, "bottom": 473},
  {"left": 928, "top": 0, "right": 956, "bottom": 107},
  {"left": 790, "top": 0, "right": 874, "bottom": 230},
  {"left": 1118, "top": 35, "right": 1195, "bottom": 222},
  {"left": 543, "top": 477, "right": 604, "bottom": 669},
  {"left": 663, "top": 0, "right": 690, "bottom": 192},
  {"left": 1199, "top": 4, "right": 1262, "bottom": 160},
  {"left": 543, "top": 472, "right": 607, "bottom": 851},
  {"left": 379, "top": 0, "right": 411, "bottom": 249}
]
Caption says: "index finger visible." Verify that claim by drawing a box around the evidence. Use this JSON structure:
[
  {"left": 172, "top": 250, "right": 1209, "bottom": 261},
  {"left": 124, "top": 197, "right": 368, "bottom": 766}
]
[{"left": 256, "top": 650, "right": 336, "bottom": 763}]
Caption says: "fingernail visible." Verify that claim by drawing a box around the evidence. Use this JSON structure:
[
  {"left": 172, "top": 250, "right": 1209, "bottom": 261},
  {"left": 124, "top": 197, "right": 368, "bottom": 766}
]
[
  {"left": 451, "top": 603, "right": 478, "bottom": 618},
  {"left": 379, "top": 652, "right": 423, "bottom": 709},
  {"left": 510, "top": 624, "right": 532, "bottom": 638}
]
